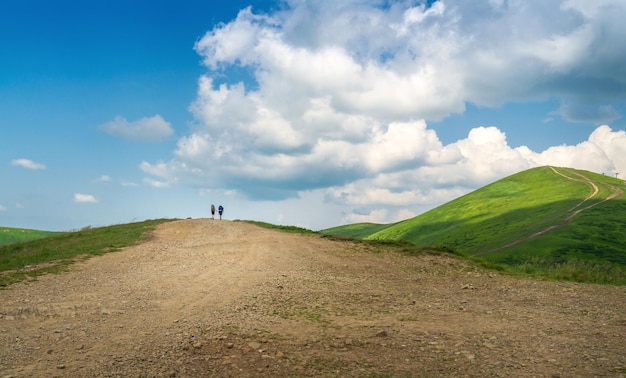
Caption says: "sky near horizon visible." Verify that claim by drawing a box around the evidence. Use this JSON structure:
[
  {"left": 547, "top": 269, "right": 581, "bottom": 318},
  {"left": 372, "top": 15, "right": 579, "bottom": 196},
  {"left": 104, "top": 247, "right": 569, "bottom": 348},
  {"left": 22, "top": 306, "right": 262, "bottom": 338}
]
[{"left": 1, "top": 0, "right": 625, "bottom": 232}]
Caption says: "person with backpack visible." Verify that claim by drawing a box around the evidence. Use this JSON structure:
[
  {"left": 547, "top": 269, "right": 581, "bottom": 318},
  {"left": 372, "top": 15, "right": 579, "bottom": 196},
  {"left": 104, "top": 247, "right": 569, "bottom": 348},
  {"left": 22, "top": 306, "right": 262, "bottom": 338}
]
[
  {"left": 210, "top": 204, "right": 216, "bottom": 219},
  {"left": 218, "top": 205, "right": 224, "bottom": 220}
]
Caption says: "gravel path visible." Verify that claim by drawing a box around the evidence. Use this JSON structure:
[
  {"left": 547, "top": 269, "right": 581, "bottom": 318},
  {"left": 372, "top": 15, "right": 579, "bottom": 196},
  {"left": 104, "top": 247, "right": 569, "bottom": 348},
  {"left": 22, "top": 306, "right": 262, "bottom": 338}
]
[{"left": 1, "top": 218, "right": 625, "bottom": 377}]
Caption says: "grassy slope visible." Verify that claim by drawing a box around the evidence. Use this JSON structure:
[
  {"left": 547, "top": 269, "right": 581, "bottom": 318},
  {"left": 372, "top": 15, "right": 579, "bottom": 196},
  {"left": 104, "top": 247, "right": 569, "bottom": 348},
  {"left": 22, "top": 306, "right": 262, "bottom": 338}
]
[
  {"left": 320, "top": 222, "right": 393, "bottom": 239},
  {"left": 324, "top": 166, "right": 626, "bottom": 266},
  {"left": 0, "top": 219, "right": 175, "bottom": 287},
  {"left": 488, "top": 170, "right": 626, "bottom": 265},
  {"left": 367, "top": 167, "right": 589, "bottom": 250},
  {"left": 0, "top": 227, "right": 60, "bottom": 246}
]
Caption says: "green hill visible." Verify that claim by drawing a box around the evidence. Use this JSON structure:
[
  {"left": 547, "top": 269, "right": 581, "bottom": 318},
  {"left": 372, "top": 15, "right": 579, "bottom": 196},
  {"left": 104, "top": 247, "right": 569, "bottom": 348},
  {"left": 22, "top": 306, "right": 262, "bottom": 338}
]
[
  {"left": 0, "top": 227, "right": 60, "bottom": 246},
  {"left": 322, "top": 166, "right": 626, "bottom": 270},
  {"left": 320, "top": 222, "right": 392, "bottom": 239}
]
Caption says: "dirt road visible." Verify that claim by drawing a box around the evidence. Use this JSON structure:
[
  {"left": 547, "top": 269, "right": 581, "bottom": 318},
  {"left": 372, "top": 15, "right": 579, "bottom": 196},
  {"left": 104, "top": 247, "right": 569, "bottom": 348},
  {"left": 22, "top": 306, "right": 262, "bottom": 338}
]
[{"left": 1, "top": 219, "right": 625, "bottom": 377}]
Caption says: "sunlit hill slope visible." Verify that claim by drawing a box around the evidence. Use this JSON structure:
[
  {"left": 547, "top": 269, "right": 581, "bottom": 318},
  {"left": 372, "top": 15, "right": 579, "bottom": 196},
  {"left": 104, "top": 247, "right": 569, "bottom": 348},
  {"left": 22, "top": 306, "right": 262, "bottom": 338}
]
[{"left": 322, "top": 166, "right": 626, "bottom": 267}]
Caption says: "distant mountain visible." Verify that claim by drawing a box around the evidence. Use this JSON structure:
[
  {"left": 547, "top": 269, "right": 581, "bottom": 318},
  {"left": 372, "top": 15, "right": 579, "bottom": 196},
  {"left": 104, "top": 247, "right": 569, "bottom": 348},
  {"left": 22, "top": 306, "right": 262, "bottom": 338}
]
[
  {"left": 0, "top": 227, "right": 59, "bottom": 246},
  {"left": 322, "top": 166, "right": 626, "bottom": 266}
]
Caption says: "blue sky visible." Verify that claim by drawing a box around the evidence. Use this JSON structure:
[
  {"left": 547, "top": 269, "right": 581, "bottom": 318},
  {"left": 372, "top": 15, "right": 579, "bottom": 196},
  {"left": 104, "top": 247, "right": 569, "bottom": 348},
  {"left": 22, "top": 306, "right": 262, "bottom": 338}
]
[{"left": 1, "top": 0, "right": 625, "bottom": 231}]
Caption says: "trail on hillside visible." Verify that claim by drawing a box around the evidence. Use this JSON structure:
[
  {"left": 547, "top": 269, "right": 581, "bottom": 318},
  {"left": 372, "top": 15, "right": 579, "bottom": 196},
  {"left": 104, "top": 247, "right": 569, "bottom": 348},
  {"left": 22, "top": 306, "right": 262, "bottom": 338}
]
[
  {"left": 1, "top": 219, "right": 625, "bottom": 377},
  {"left": 475, "top": 166, "right": 623, "bottom": 256}
]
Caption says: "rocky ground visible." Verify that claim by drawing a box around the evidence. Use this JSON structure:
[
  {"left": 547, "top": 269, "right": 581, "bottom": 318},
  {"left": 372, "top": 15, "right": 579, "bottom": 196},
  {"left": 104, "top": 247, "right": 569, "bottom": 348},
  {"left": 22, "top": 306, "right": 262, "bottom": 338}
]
[{"left": 1, "top": 218, "right": 625, "bottom": 377}]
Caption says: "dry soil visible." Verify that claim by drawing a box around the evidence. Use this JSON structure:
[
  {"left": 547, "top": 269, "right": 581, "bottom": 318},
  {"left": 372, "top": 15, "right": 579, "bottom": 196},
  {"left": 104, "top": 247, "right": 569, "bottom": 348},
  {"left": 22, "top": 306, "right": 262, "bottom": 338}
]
[{"left": 1, "top": 219, "right": 625, "bottom": 377}]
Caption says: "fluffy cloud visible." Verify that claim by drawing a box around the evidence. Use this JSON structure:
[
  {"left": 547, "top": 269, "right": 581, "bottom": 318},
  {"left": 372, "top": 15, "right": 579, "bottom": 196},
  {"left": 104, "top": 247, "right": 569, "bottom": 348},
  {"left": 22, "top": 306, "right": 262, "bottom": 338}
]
[
  {"left": 0, "top": 205, "right": 7, "bottom": 212},
  {"left": 326, "top": 125, "right": 625, "bottom": 211},
  {"left": 536, "top": 125, "right": 626, "bottom": 175},
  {"left": 11, "top": 158, "right": 46, "bottom": 170},
  {"left": 74, "top": 193, "right": 98, "bottom": 203},
  {"left": 140, "top": 0, "right": 626, "bottom": 224},
  {"left": 99, "top": 115, "right": 173, "bottom": 142}
]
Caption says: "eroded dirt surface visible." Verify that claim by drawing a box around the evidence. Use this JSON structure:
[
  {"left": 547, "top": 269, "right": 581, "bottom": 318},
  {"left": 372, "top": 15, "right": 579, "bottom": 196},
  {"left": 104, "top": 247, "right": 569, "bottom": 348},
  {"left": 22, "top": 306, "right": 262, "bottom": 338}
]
[{"left": 1, "top": 219, "right": 625, "bottom": 377}]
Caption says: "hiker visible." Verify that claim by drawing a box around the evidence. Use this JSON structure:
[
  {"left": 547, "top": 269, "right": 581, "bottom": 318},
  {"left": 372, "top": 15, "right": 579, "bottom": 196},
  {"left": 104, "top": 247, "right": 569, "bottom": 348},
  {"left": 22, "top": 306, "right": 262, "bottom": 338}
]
[
  {"left": 218, "top": 205, "right": 224, "bottom": 220},
  {"left": 210, "top": 204, "right": 215, "bottom": 219}
]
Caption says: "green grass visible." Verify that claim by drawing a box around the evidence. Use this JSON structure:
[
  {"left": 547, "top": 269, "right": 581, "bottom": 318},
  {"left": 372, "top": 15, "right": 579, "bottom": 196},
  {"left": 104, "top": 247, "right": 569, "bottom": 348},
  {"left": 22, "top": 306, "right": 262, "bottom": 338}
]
[
  {"left": 320, "top": 222, "right": 393, "bottom": 239},
  {"left": 321, "top": 166, "right": 626, "bottom": 285},
  {"left": 241, "top": 220, "right": 316, "bottom": 234},
  {"left": 366, "top": 167, "right": 594, "bottom": 252},
  {"left": 506, "top": 257, "right": 626, "bottom": 285},
  {"left": 0, "top": 218, "right": 175, "bottom": 287},
  {"left": 0, "top": 227, "right": 60, "bottom": 246}
]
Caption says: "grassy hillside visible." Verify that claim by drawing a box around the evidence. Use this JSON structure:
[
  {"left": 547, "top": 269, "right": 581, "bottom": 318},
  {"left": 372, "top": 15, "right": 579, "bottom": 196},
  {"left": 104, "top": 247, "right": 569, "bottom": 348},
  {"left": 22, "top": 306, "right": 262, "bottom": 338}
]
[
  {"left": 0, "top": 227, "right": 59, "bottom": 246},
  {"left": 322, "top": 166, "right": 626, "bottom": 283},
  {"left": 0, "top": 219, "right": 175, "bottom": 287},
  {"left": 320, "top": 222, "right": 392, "bottom": 239}
]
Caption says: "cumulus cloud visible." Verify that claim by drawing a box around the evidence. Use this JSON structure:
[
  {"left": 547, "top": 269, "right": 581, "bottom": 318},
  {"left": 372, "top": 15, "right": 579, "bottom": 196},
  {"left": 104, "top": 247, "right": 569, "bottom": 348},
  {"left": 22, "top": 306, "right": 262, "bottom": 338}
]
[
  {"left": 99, "top": 115, "right": 174, "bottom": 142},
  {"left": 326, "top": 125, "right": 625, "bottom": 211},
  {"left": 0, "top": 205, "right": 7, "bottom": 212},
  {"left": 536, "top": 125, "right": 626, "bottom": 175},
  {"left": 11, "top": 158, "right": 46, "bottom": 170},
  {"left": 74, "top": 193, "right": 98, "bottom": 203},
  {"left": 140, "top": 1, "right": 626, "bottom": 224}
]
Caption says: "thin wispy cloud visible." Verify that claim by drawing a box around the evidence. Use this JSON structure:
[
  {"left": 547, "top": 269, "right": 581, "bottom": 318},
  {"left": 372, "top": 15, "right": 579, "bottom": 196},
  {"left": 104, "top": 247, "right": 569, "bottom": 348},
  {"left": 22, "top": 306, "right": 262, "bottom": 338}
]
[
  {"left": 11, "top": 158, "right": 46, "bottom": 170},
  {"left": 143, "top": 178, "right": 171, "bottom": 188}
]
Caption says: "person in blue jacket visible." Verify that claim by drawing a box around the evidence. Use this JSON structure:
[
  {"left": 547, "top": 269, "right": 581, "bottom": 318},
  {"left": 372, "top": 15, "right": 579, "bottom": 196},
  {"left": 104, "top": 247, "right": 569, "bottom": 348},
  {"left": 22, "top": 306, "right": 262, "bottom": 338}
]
[{"left": 218, "top": 205, "right": 224, "bottom": 220}]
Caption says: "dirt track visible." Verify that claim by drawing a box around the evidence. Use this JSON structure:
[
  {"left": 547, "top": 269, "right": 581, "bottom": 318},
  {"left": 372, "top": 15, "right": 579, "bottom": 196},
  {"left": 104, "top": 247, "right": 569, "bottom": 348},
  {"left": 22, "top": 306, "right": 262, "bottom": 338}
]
[{"left": 1, "top": 219, "right": 625, "bottom": 377}]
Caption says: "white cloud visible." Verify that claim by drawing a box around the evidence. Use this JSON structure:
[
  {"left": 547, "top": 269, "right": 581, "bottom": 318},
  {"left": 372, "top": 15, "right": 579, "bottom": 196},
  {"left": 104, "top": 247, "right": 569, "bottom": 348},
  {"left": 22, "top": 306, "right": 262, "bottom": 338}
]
[
  {"left": 323, "top": 124, "right": 625, "bottom": 216},
  {"left": 99, "top": 115, "right": 174, "bottom": 142},
  {"left": 143, "top": 178, "right": 171, "bottom": 188},
  {"left": 96, "top": 175, "right": 111, "bottom": 183},
  {"left": 11, "top": 158, "right": 46, "bottom": 170},
  {"left": 139, "top": 1, "right": 626, "bottom": 225},
  {"left": 533, "top": 125, "right": 626, "bottom": 176},
  {"left": 74, "top": 193, "right": 98, "bottom": 203},
  {"left": 343, "top": 208, "right": 388, "bottom": 225},
  {"left": 0, "top": 205, "right": 7, "bottom": 212}
]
